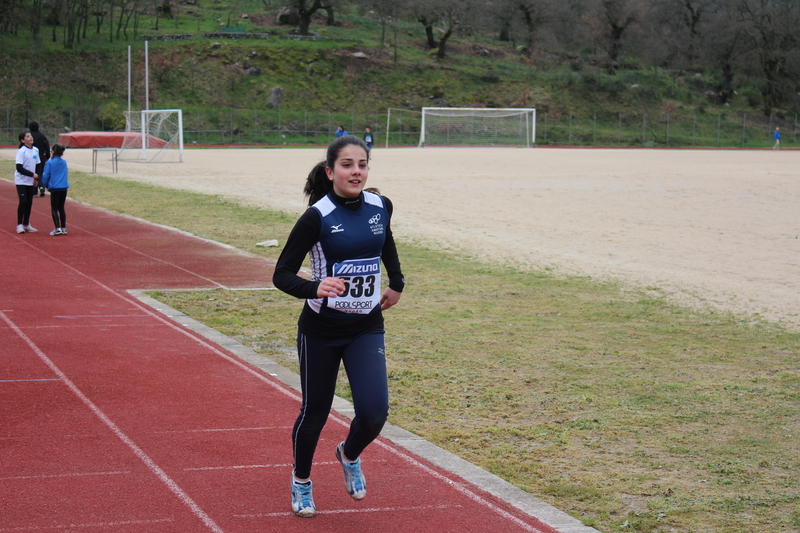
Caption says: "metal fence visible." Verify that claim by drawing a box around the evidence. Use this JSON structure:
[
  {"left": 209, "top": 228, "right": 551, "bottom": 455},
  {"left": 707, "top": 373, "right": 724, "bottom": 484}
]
[{"left": 2, "top": 107, "right": 797, "bottom": 149}]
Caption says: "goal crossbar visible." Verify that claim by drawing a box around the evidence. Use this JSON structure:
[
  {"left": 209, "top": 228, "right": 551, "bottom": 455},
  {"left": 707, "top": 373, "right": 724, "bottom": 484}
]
[{"left": 419, "top": 107, "right": 536, "bottom": 148}]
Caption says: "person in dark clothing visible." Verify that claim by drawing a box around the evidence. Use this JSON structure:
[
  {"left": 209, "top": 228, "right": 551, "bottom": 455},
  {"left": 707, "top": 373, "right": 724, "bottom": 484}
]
[
  {"left": 273, "top": 135, "right": 404, "bottom": 518},
  {"left": 28, "top": 121, "right": 50, "bottom": 197}
]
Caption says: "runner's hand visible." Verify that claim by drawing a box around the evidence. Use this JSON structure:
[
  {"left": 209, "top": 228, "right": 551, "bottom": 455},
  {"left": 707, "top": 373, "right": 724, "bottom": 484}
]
[
  {"left": 380, "top": 288, "right": 401, "bottom": 310},
  {"left": 317, "top": 277, "right": 346, "bottom": 298}
]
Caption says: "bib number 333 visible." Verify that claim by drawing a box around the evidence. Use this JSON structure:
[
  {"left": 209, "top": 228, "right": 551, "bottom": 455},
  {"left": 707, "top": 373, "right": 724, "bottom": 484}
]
[{"left": 329, "top": 257, "right": 382, "bottom": 314}]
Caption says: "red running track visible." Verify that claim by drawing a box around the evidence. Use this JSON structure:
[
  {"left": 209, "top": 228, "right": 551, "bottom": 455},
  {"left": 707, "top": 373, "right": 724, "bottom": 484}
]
[{"left": 0, "top": 180, "right": 573, "bottom": 533}]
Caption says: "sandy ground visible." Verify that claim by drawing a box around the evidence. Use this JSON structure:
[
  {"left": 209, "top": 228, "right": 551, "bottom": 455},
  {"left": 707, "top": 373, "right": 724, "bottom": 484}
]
[{"left": 5, "top": 146, "right": 799, "bottom": 328}]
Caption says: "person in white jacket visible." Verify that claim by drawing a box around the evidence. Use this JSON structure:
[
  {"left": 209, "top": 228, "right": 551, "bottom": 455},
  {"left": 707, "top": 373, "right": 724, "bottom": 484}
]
[{"left": 14, "top": 132, "right": 40, "bottom": 234}]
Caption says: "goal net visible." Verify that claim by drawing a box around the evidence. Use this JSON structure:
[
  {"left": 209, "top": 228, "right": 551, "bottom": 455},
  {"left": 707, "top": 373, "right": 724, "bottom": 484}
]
[
  {"left": 118, "top": 109, "right": 184, "bottom": 163},
  {"left": 419, "top": 107, "right": 536, "bottom": 147}
]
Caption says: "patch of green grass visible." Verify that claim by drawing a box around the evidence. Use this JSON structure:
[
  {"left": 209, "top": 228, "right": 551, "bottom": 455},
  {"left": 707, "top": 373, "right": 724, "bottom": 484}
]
[{"left": 4, "top": 160, "right": 799, "bottom": 533}]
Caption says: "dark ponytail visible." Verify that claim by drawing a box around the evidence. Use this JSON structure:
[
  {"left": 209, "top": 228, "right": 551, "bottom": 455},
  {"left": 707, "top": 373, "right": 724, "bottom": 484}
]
[
  {"left": 303, "top": 135, "right": 370, "bottom": 206},
  {"left": 303, "top": 161, "right": 331, "bottom": 206}
]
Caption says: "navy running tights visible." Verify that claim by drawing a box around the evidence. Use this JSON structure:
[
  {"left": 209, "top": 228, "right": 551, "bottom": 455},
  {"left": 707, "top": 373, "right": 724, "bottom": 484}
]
[
  {"left": 292, "top": 329, "right": 388, "bottom": 479},
  {"left": 49, "top": 190, "right": 67, "bottom": 229}
]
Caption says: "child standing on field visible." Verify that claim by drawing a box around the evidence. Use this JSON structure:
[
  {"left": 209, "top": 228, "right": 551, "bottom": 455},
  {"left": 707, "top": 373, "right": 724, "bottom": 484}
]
[
  {"left": 41, "top": 144, "right": 70, "bottom": 236},
  {"left": 15, "top": 132, "right": 40, "bottom": 234}
]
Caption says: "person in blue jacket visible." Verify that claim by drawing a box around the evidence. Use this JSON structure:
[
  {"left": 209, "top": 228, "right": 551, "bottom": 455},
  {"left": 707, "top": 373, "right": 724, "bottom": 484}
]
[
  {"left": 773, "top": 127, "right": 781, "bottom": 150},
  {"left": 41, "top": 144, "right": 70, "bottom": 236},
  {"left": 273, "top": 135, "right": 404, "bottom": 518}
]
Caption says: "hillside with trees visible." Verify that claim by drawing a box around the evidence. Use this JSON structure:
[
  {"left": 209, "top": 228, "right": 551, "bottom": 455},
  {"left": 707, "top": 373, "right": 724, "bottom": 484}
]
[{"left": 1, "top": 0, "right": 798, "bottom": 145}]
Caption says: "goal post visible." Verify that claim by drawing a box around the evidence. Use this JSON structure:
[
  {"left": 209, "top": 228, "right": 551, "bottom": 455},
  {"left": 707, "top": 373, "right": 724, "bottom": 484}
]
[
  {"left": 419, "top": 107, "right": 536, "bottom": 147},
  {"left": 385, "top": 107, "right": 422, "bottom": 147},
  {"left": 118, "top": 109, "right": 184, "bottom": 163}
]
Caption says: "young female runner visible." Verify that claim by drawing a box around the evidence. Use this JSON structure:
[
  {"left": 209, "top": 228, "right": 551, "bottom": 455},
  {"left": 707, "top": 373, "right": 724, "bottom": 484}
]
[{"left": 272, "top": 135, "right": 405, "bottom": 518}]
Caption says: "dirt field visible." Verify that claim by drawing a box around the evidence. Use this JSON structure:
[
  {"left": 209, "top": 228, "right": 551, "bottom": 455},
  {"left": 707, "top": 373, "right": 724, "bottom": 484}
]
[{"left": 5, "top": 146, "right": 799, "bottom": 328}]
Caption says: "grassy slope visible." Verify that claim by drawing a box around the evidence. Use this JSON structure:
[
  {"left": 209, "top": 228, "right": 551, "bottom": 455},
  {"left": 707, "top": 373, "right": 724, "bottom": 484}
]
[
  {"left": 1, "top": 2, "right": 777, "bottom": 141},
  {"left": 2, "top": 159, "right": 798, "bottom": 532}
]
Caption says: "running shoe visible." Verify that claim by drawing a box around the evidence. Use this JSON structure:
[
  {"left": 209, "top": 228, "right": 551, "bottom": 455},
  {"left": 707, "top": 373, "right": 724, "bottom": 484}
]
[
  {"left": 50, "top": 229, "right": 63, "bottom": 236},
  {"left": 335, "top": 441, "right": 366, "bottom": 500},
  {"left": 23, "top": 225, "right": 38, "bottom": 233},
  {"left": 16, "top": 224, "right": 25, "bottom": 234},
  {"left": 60, "top": 228, "right": 68, "bottom": 235},
  {"left": 291, "top": 477, "right": 316, "bottom": 518}
]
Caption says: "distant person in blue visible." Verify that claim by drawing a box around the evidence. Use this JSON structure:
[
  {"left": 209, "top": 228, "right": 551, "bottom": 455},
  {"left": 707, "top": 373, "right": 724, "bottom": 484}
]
[
  {"left": 773, "top": 127, "right": 781, "bottom": 150},
  {"left": 363, "top": 127, "right": 374, "bottom": 150},
  {"left": 335, "top": 125, "right": 348, "bottom": 137},
  {"left": 41, "top": 143, "right": 70, "bottom": 236}
]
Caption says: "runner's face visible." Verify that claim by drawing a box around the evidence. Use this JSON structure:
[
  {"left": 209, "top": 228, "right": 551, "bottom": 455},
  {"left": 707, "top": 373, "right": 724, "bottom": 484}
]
[
  {"left": 327, "top": 145, "right": 369, "bottom": 198},
  {"left": 22, "top": 133, "right": 33, "bottom": 148}
]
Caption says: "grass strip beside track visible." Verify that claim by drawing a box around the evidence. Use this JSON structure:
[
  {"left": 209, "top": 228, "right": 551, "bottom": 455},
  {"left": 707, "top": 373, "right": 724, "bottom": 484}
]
[{"left": 4, "top": 161, "right": 799, "bottom": 533}]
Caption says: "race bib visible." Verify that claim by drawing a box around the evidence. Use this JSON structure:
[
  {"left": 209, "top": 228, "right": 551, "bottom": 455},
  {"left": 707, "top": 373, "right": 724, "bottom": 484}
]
[{"left": 328, "top": 257, "right": 382, "bottom": 314}]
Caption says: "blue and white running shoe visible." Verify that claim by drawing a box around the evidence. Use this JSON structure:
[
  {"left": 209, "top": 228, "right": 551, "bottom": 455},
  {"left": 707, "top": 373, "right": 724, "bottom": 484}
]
[
  {"left": 335, "top": 442, "right": 366, "bottom": 500},
  {"left": 291, "top": 476, "right": 316, "bottom": 518}
]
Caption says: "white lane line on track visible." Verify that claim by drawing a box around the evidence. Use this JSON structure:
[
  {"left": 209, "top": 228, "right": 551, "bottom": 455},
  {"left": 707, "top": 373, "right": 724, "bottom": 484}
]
[
  {"left": 154, "top": 425, "right": 292, "bottom": 433},
  {"left": 235, "top": 504, "right": 465, "bottom": 518},
  {"left": 184, "top": 460, "right": 342, "bottom": 472},
  {"left": 0, "top": 310, "right": 224, "bottom": 533},
  {"left": 0, "top": 517, "right": 175, "bottom": 531},
  {"left": 63, "top": 223, "right": 231, "bottom": 290},
  {"left": 374, "top": 440, "right": 551, "bottom": 533},
  {"left": 0, "top": 471, "right": 131, "bottom": 481},
  {"left": 0, "top": 378, "right": 61, "bottom": 383},
  {"left": 7, "top": 226, "right": 549, "bottom": 533}
]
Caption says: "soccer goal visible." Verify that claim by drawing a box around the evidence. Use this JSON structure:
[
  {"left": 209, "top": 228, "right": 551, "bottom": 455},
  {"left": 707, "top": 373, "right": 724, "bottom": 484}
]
[
  {"left": 117, "top": 109, "right": 184, "bottom": 163},
  {"left": 418, "top": 107, "right": 536, "bottom": 147}
]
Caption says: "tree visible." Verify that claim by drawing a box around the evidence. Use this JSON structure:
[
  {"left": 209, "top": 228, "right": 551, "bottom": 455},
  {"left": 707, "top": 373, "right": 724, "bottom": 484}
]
[
  {"left": 590, "top": 0, "right": 641, "bottom": 74},
  {"left": 735, "top": 0, "right": 800, "bottom": 116},
  {"left": 293, "top": 0, "right": 335, "bottom": 35},
  {"left": 411, "top": 0, "right": 470, "bottom": 60}
]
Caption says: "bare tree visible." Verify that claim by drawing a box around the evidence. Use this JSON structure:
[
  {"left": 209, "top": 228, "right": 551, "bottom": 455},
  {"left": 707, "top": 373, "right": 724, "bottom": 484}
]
[
  {"left": 292, "top": 0, "right": 336, "bottom": 35},
  {"left": 589, "top": 0, "right": 641, "bottom": 74},
  {"left": 735, "top": 0, "right": 800, "bottom": 116},
  {"left": 411, "top": 0, "right": 470, "bottom": 60}
]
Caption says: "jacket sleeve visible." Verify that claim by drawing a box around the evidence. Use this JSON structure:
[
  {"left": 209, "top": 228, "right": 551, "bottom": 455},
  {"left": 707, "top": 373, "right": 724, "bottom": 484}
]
[
  {"left": 272, "top": 208, "right": 322, "bottom": 300},
  {"left": 41, "top": 161, "right": 51, "bottom": 188},
  {"left": 381, "top": 197, "right": 405, "bottom": 293},
  {"left": 16, "top": 164, "right": 34, "bottom": 178}
]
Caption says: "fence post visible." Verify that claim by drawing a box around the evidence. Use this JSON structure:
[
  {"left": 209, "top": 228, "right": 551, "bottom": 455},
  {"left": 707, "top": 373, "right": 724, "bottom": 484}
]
[
  {"left": 593, "top": 112, "right": 597, "bottom": 145},
  {"left": 692, "top": 114, "right": 696, "bottom": 146},
  {"left": 794, "top": 113, "right": 797, "bottom": 144},
  {"left": 642, "top": 114, "right": 646, "bottom": 144},
  {"left": 618, "top": 112, "right": 621, "bottom": 146},
  {"left": 717, "top": 113, "right": 721, "bottom": 147},
  {"left": 568, "top": 114, "right": 572, "bottom": 144},
  {"left": 543, "top": 112, "right": 547, "bottom": 143},
  {"left": 666, "top": 113, "right": 670, "bottom": 146},
  {"left": 742, "top": 112, "right": 746, "bottom": 146}
]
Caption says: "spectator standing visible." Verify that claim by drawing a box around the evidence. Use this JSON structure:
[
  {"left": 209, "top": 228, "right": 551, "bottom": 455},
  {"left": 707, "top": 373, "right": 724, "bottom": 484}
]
[
  {"left": 773, "top": 127, "right": 781, "bottom": 150},
  {"left": 14, "top": 132, "right": 40, "bottom": 234},
  {"left": 41, "top": 143, "right": 70, "bottom": 236},
  {"left": 363, "top": 127, "right": 374, "bottom": 150},
  {"left": 335, "top": 125, "right": 348, "bottom": 137},
  {"left": 28, "top": 121, "right": 50, "bottom": 197}
]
